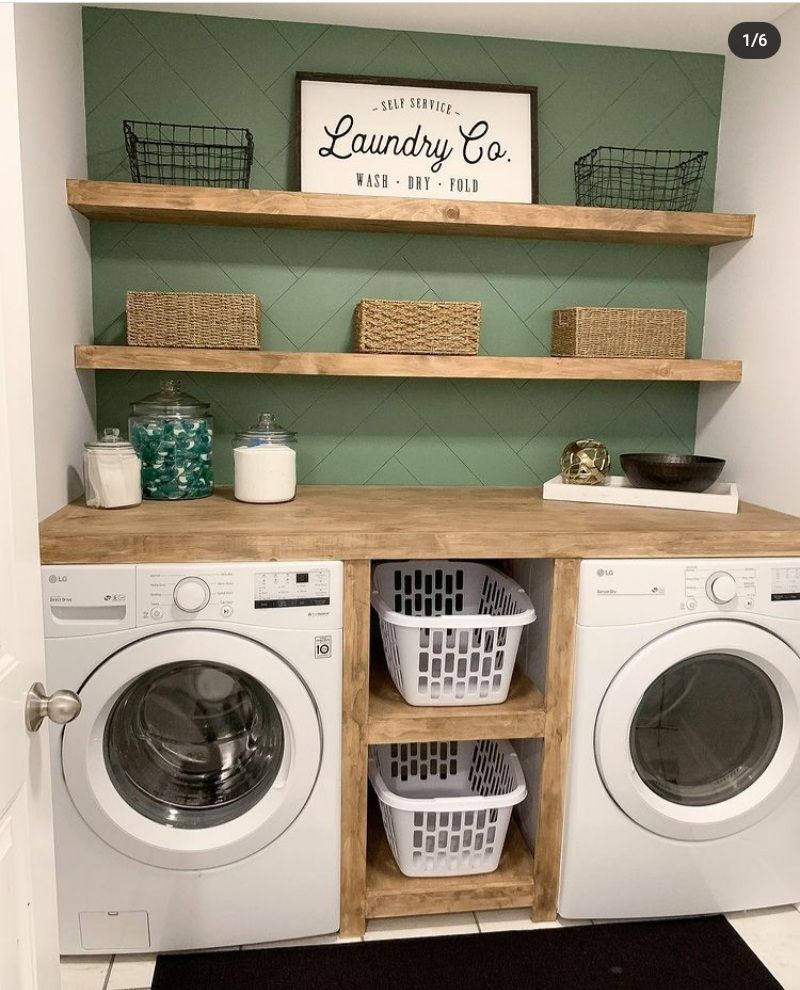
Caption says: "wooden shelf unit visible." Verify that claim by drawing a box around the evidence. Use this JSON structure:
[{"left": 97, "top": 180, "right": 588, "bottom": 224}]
[
  {"left": 368, "top": 663, "right": 545, "bottom": 744},
  {"left": 75, "top": 346, "right": 742, "bottom": 383},
  {"left": 364, "top": 557, "right": 547, "bottom": 923},
  {"left": 67, "top": 179, "right": 754, "bottom": 247},
  {"left": 366, "top": 809, "right": 535, "bottom": 919},
  {"left": 39, "top": 494, "right": 800, "bottom": 934},
  {"left": 362, "top": 559, "right": 579, "bottom": 928}
]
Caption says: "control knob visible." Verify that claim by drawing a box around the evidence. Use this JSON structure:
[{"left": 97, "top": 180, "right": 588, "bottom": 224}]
[
  {"left": 706, "top": 571, "right": 737, "bottom": 605},
  {"left": 173, "top": 577, "right": 211, "bottom": 613}
]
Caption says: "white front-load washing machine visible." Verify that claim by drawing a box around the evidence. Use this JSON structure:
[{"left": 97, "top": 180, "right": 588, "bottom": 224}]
[
  {"left": 43, "top": 561, "right": 343, "bottom": 954},
  {"left": 559, "top": 557, "right": 800, "bottom": 920}
]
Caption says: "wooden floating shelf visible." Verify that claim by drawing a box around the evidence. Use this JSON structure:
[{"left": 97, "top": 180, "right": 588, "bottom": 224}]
[
  {"left": 67, "top": 180, "right": 755, "bottom": 247},
  {"left": 75, "top": 346, "right": 742, "bottom": 383},
  {"left": 368, "top": 664, "right": 545, "bottom": 744},
  {"left": 366, "top": 811, "right": 534, "bottom": 919}
]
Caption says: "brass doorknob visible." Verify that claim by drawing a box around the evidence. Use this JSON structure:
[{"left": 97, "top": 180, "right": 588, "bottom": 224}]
[{"left": 25, "top": 682, "right": 81, "bottom": 732}]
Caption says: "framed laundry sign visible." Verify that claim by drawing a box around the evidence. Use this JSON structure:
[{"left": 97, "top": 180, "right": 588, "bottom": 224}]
[{"left": 295, "top": 72, "right": 539, "bottom": 203}]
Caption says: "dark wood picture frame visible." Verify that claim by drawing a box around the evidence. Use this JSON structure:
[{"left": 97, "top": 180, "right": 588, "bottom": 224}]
[{"left": 294, "top": 71, "right": 539, "bottom": 203}]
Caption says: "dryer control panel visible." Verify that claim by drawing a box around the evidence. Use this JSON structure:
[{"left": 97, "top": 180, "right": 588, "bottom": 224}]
[
  {"left": 684, "top": 564, "right": 756, "bottom": 611},
  {"left": 578, "top": 558, "right": 800, "bottom": 627},
  {"left": 771, "top": 565, "right": 800, "bottom": 602}
]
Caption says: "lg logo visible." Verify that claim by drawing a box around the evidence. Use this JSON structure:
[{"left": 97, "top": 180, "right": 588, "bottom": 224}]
[
  {"left": 48, "top": 574, "right": 68, "bottom": 584},
  {"left": 596, "top": 568, "right": 614, "bottom": 577}
]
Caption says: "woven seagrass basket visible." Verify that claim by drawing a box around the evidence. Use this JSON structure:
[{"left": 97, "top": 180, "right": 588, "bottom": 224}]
[
  {"left": 354, "top": 299, "right": 481, "bottom": 355},
  {"left": 551, "top": 307, "right": 686, "bottom": 359},
  {"left": 126, "top": 291, "right": 261, "bottom": 349}
]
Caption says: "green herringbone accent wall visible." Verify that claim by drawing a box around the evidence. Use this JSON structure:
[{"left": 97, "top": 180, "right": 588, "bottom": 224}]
[{"left": 83, "top": 6, "right": 724, "bottom": 486}]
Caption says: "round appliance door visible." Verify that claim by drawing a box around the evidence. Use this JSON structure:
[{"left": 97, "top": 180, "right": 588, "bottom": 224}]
[
  {"left": 595, "top": 620, "right": 800, "bottom": 840},
  {"left": 62, "top": 629, "right": 322, "bottom": 870}
]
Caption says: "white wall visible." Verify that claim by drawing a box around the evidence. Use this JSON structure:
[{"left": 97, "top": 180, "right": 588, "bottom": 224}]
[
  {"left": 13, "top": 3, "right": 94, "bottom": 520},
  {"left": 697, "top": 6, "right": 800, "bottom": 515}
]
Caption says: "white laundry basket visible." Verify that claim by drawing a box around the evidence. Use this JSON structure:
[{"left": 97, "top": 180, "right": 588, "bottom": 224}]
[
  {"left": 369, "top": 739, "right": 527, "bottom": 877},
  {"left": 372, "top": 560, "right": 536, "bottom": 706}
]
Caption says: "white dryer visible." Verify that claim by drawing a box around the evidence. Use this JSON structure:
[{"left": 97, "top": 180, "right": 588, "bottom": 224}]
[
  {"left": 43, "top": 562, "right": 343, "bottom": 954},
  {"left": 560, "top": 557, "right": 800, "bottom": 920}
]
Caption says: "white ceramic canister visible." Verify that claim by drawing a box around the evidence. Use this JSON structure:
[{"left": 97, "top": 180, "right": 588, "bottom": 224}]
[
  {"left": 83, "top": 428, "right": 142, "bottom": 509},
  {"left": 232, "top": 413, "right": 297, "bottom": 503}
]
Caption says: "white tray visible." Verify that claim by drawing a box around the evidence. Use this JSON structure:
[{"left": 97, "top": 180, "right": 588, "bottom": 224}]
[{"left": 543, "top": 475, "right": 739, "bottom": 513}]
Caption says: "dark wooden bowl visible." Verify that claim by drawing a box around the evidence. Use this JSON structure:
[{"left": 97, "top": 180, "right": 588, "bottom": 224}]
[{"left": 620, "top": 453, "right": 726, "bottom": 493}]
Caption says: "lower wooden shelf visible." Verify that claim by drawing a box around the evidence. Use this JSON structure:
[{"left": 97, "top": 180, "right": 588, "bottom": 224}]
[
  {"left": 365, "top": 807, "right": 535, "bottom": 919},
  {"left": 368, "top": 663, "right": 545, "bottom": 743}
]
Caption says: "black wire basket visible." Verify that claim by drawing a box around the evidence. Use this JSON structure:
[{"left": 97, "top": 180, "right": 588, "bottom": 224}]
[
  {"left": 123, "top": 120, "right": 254, "bottom": 188},
  {"left": 574, "top": 147, "right": 708, "bottom": 211}
]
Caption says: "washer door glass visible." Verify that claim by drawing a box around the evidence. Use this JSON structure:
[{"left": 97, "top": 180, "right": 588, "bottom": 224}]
[
  {"left": 105, "top": 661, "right": 285, "bottom": 829},
  {"left": 630, "top": 652, "right": 783, "bottom": 807}
]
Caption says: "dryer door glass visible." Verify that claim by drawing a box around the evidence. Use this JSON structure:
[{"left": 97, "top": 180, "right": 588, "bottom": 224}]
[
  {"left": 630, "top": 653, "right": 782, "bottom": 806},
  {"left": 105, "top": 661, "right": 285, "bottom": 828}
]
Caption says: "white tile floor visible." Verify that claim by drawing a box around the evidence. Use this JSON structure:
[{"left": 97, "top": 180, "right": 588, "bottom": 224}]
[{"left": 60, "top": 906, "right": 800, "bottom": 989}]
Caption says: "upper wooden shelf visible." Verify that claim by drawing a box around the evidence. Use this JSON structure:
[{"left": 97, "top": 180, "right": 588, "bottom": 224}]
[
  {"left": 67, "top": 180, "right": 755, "bottom": 247},
  {"left": 75, "top": 345, "right": 742, "bottom": 383},
  {"left": 368, "top": 663, "right": 545, "bottom": 744}
]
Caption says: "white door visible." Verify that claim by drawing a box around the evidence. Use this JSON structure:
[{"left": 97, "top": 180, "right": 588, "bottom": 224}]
[
  {"left": 0, "top": 5, "right": 69, "bottom": 986},
  {"left": 595, "top": 620, "right": 800, "bottom": 841},
  {"left": 61, "top": 630, "right": 323, "bottom": 869}
]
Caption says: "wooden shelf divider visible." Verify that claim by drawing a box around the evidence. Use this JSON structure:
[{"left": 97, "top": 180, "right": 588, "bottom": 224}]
[
  {"left": 365, "top": 809, "right": 535, "bottom": 919},
  {"left": 75, "top": 345, "right": 742, "bottom": 383},
  {"left": 340, "top": 561, "right": 372, "bottom": 938},
  {"left": 67, "top": 180, "right": 754, "bottom": 247},
  {"left": 365, "top": 659, "right": 542, "bottom": 919},
  {"left": 368, "top": 664, "right": 545, "bottom": 744}
]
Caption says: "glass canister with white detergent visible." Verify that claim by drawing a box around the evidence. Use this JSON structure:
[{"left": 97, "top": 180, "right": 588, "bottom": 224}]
[
  {"left": 232, "top": 413, "right": 297, "bottom": 503},
  {"left": 83, "top": 428, "right": 142, "bottom": 509},
  {"left": 128, "top": 379, "right": 213, "bottom": 500}
]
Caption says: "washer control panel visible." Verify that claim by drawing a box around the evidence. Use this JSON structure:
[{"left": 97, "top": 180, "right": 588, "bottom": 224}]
[
  {"left": 42, "top": 563, "right": 344, "bottom": 636},
  {"left": 140, "top": 568, "right": 234, "bottom": 622},
  {"left": 136, "top": 562, "right": 343, "bottom": 629},
  {"left": 254, "top": 569, "right": 330, "bottom": 610}
]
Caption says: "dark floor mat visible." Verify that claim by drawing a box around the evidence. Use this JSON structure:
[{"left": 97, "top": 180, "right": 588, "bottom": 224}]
[{"left": 151, "top": 915, "right": 783, "bottom": 990}]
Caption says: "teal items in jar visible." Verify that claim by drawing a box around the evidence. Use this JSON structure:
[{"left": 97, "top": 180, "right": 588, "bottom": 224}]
[{"left": 128, "top": 380, "right": 213, "bottom": 500}]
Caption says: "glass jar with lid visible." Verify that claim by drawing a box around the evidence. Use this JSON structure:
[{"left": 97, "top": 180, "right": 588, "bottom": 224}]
[
  {"left": 232, "top": 412, "right": 297, "bottom": 503},
  {"left": 83, "top": 427, "right": 142, "bottom": 509},
  {"left": 128, "top": 379, "right": 213, "bottom": 500}
]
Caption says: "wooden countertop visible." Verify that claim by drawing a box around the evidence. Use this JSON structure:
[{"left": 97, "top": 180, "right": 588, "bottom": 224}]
[{"left": 38, "top": 486, "right": 800, "bottom": 563}]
